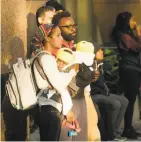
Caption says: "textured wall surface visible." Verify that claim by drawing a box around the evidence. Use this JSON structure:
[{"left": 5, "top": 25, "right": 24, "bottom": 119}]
[
  {"left": 91, "top": 0, "right": 141, "bottom": 44},
  {"left": 1, "top": 0, "right": 27, "bottom": 74}
]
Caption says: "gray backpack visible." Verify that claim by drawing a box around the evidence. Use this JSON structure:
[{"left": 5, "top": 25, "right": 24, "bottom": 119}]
[{"left": 5, "top": 51, "right": 49, "bottom": 110}]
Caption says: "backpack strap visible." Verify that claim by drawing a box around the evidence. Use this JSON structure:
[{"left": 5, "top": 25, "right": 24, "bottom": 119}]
[
  {"left": 34, "top": 52, "right": 54, "bottom": 89},
  {"left": 33, "top": 52, "right": 63, "bottom": 112}
]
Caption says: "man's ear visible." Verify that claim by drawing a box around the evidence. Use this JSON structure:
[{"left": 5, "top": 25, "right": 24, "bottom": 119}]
[{"left": 38, "top": 17, "right": 43, "bottom": 25}]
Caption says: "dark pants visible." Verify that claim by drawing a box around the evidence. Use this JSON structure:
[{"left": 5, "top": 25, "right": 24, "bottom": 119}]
[
  {"left": 39, "top": 105, "right": 62, "bottom": 141},
  {"left": 2, "top": 96, "right": 28, "bottom": 141},
  {"left": 2, "top": 95, "right": 39, "bottom": 141},
  {"left": 92, "top": 94, "right": 128, "bottom": 137},
  {"left": 119, "top": 68, "right": 141, "bottom": 129},
  {"left": 94, "top": 103, "right": 113, "bottom": 141}
]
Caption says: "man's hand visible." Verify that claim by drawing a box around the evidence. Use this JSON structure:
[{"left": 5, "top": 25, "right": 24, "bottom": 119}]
[
  {"left": 73, "top": 119, "right": 81, "bottom": 132},
  {"left": 61, "top": 111, "right": 74, "bottom": 128},
  {"left": 93, "top": 71, "right": 100, "bottom": 82},
  {"left": 62, "top": 119, "right": 81, "bottom": 132},
  {"left": 61, "top": 111, "right": 81, "bottom": 132}
]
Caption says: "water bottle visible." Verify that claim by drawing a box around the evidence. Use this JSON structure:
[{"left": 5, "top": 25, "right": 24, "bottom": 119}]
[{"left": 68, "top": 130, "right": 77, "bottom": 137}]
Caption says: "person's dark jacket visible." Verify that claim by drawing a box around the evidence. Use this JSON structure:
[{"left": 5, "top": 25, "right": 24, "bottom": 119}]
[
  {"left": 117, "top": 31, "right": 141, "bottom": 72},
  {"left": 90, "top": 75, "right": 109, "bottom": 96},
  {"left": 76, "top": 63, "right": 94, "bottom": 88}
]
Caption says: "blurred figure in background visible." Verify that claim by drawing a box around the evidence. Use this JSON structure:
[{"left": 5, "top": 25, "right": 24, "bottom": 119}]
[
  {"left": 31, "top": 5, "right": 55, "bottom": 56},
  {"left": 111, "top": 11, "right": 141, "bottom": 139}
]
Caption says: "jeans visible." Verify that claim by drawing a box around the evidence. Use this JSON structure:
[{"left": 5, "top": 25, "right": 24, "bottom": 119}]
[{"left": 92, "top": 94, "right": 128, "bottom": 137}]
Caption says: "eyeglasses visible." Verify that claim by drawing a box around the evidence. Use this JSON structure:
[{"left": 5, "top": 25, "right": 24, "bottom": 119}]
[{"left": 59, "top": 24, "right": 78, "bottom": 30}]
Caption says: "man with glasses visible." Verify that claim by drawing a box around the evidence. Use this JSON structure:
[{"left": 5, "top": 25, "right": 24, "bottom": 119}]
[
  {"left": 52, "top": 11, "right": 94, "bottom": 141},
  {"left": 52, "top": 11, "right": 78, "bottom": 50}
]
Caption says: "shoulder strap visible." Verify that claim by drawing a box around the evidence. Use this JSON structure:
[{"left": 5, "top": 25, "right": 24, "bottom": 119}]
[
  {"left": 34, "top": 52, "right": 54, "bottom": 89},
  {"left": 31, "top": 51, "right": 49, "bottom": 63}
]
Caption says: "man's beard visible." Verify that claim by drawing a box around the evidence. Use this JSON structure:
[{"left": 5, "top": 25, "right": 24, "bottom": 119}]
[{"left": 61, "top": 32, "right": 76, "bottom": 41}]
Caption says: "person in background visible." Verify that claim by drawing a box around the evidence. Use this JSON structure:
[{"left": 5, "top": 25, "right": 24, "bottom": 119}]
[
  {"left": 36, "top": 5, "right": 55, "bottom": 26},
  {"left": 52, "top": 12, "right": 91, "bottom": 141},
  {"left": 31, "top": 0, "right": 66, "bottom": 57},
  {"left": 52, "top": 11, "right": 77, "bottom": 51},
  {"left": 111, "top": 11, "right": 141, "bottom": 139},
  {"left": 91, "top": 45, "right": 128, "bottom": 141},
  {"left": 45, "top": 0, "right": 65, "bottom": 12},
  {"left": 76, "top": 41, "right": 101, "bottom": 141},
  {"left": 31, "top": 5, "right": 55, "bottom": 56}
]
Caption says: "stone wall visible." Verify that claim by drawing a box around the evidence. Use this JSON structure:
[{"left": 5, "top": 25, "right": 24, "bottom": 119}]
[{"left": 1, "top": 0, "right": 27, "bottom": 74}]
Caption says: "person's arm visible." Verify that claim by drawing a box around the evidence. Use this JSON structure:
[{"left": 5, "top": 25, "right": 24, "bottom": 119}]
[
  {"left": 121, "top": 33, "right": 141, "bottom": 52},
  {"left": 40, "top": 54, "right": 76, "bottom": 93}
]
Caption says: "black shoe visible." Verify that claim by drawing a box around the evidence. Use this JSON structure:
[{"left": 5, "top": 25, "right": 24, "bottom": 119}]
[
  {"left": 136, "top": 131, "right": 141, "bottom": 137},
  {"left": 113, "top": 135, "right": 127, "bottom": 141},
  {"left": 122, "top": 127, "right": 138, "bottom": 139}
]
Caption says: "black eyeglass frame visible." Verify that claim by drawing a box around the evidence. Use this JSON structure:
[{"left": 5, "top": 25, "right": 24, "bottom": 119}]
[{"left": 59, "top": 24, "right": 78, "bottom": 30}]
